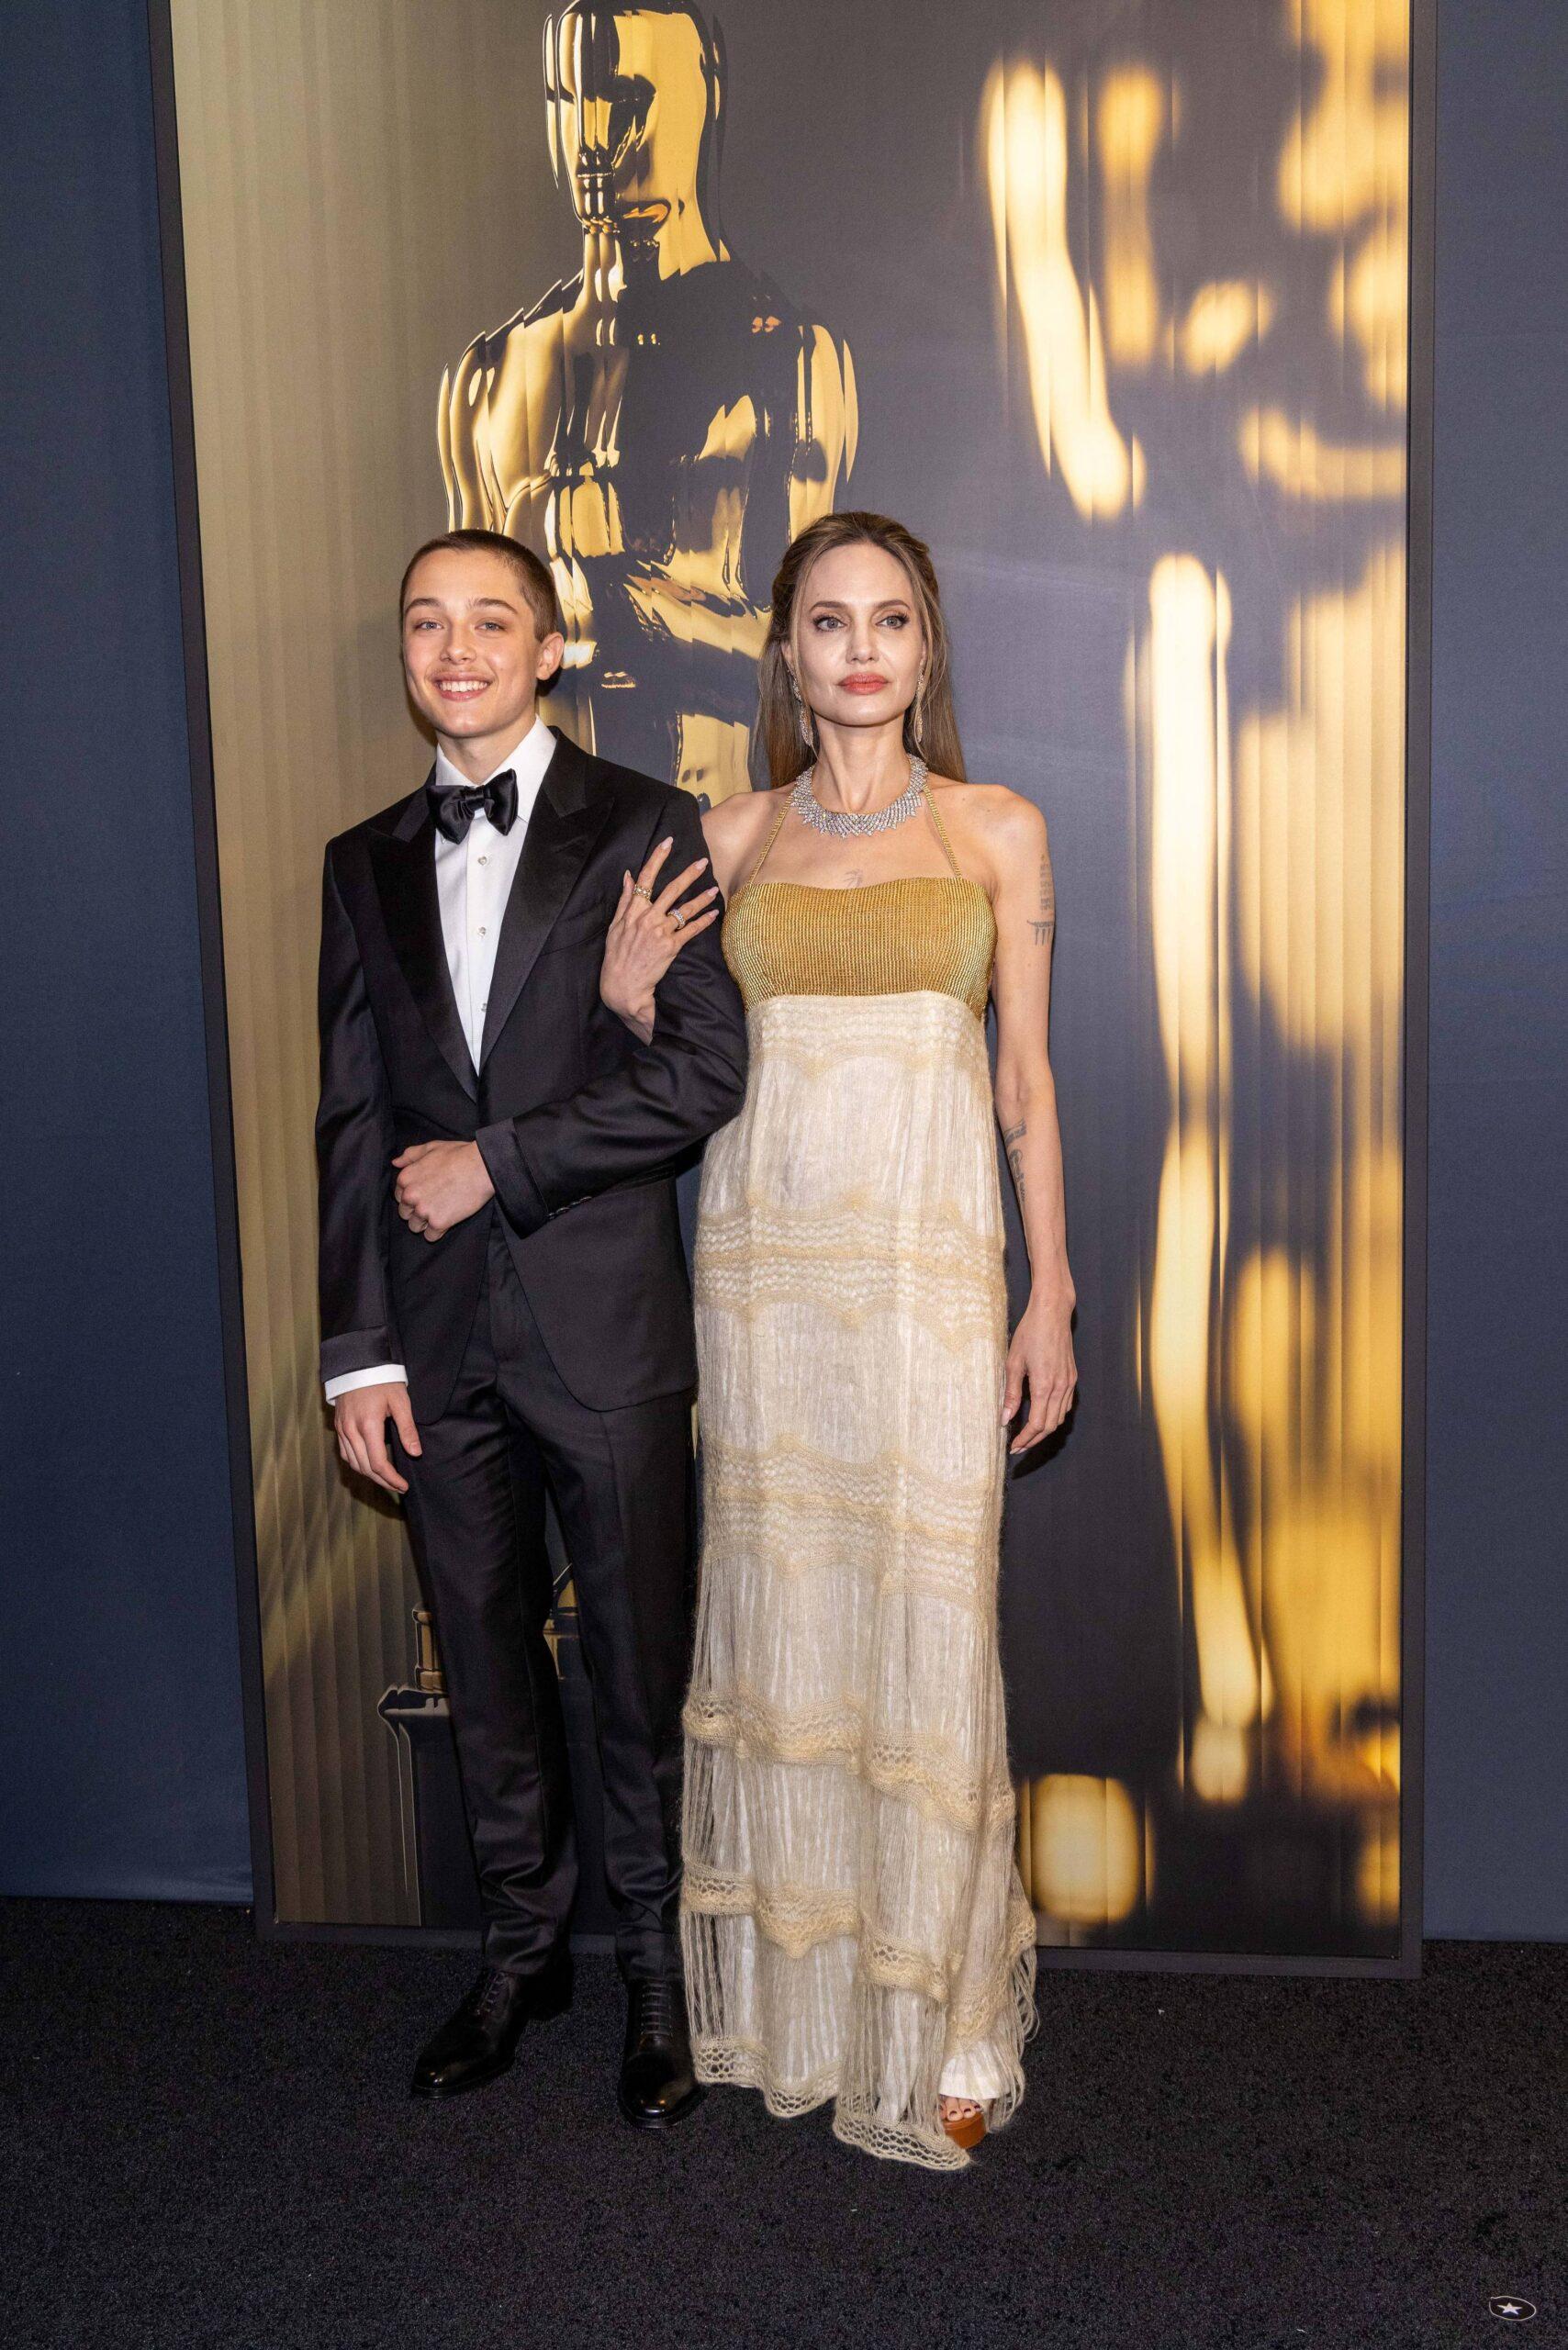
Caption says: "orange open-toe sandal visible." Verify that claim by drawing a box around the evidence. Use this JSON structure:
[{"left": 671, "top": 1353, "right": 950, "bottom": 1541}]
[{"left": 940, "top": 2099, "right": 988, "bottom": 2152}]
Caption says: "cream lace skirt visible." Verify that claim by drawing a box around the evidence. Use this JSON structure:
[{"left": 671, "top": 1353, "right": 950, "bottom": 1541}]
[{"left": 681, "top": 990, "right": 1037, "bottom": 2170}]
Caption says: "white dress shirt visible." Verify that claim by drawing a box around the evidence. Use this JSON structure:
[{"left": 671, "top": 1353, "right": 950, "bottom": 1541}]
[{"left": 325, "top": 717, "right": 557, "bottom": 1404}]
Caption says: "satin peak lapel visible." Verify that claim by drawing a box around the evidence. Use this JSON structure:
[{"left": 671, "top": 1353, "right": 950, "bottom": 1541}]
[
  {"left": 369, "top": 791, "right": 476, "bottom": 1100},
  {"left": 479, "top": 770, "right": 609, "bottom": 1066}
]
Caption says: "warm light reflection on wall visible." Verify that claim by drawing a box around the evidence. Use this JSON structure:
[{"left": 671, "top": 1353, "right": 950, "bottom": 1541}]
[
  {"left": 983, "top": 59, "right": 1145, "bottom": 519},
  {"left": 988, "top": 0, "right": 1408, "bottom": 1943},
  {"left": 1241, "top": 409, "right": 1406, "bottom": 501},
  {"left": 1146, "top": 557, "right": 1274, "bottom": 1805},
  {"left": 1017, "top": 1776, "right": 1144, "bottom": 1935},
  {"left": 1097, "top": 67, "right": 1165, "bottom": 369},
  {"left": 1279, "top": 0, "right": 1410, "bottom": 408},
  {"left": 1182, "top": 283, "right": 1276, "bottom": 375},
  {"left": 1232, "top": 550, "right": 1406, "bottom": 1816}
]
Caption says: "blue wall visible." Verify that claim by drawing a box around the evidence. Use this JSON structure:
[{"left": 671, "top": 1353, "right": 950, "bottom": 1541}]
[
  {"left": 0, "top": 0, "right": 250, "bottom": 1901},
  {"left": 1422, "top": 0, "right": 1568, "bottom": 1938},
  {"left": 2, "top": 0, "right": 1564, "bottom": 1937}
]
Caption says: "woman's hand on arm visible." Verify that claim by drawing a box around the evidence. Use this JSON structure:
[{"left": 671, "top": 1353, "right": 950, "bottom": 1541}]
[
  {"left": 985, "top": 792, "right": 1079, "bottom": 1454},
  {"left": 599, "top": 834, "right": 720, "bottom": 1044},
  {"left": 597, "top": 784, "right": 785, "bottom": 1042}
]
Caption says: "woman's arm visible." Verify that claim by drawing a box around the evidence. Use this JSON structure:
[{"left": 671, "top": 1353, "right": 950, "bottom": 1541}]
[
  {"left": 985, "top": 793, "right": 1078, "bottom": 1453},
  {"left": 479, "top": 791, "right": 747, "bottom": 1235},
  {"left": 599, "top": 833, "right": 719, "bottom": 1046},
  {"left": 598, "top": 789, "right": 778, "bottom": 1045}
]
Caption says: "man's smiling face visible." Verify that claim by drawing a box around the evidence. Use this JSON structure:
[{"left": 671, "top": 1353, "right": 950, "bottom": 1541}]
[{"left": 400, "top": 546, "right": 561, "bottom": 763}]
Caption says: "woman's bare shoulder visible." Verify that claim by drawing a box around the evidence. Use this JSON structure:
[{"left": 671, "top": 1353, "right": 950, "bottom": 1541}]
[
  {"left": 701, "top": 782, "right": 791, "bottom": 890},
  {"left": 701, "top": 783, "right": 790, "bottom": 847},
  {"left": 929, "top": 776, "right": 1044, "bottom": 821},
  {"left": 928, "top": 778, "right": 1047, "bottom": 861}
]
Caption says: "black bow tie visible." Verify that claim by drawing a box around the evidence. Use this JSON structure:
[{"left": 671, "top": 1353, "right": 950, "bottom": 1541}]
[{"left": 427, "top": 767, "right": 519, "bottom": 843}]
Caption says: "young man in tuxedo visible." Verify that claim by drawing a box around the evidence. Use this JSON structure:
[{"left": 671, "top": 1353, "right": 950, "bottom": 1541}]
[{"left": 318, "top": 529, "right": 746, "bottom": 2123}]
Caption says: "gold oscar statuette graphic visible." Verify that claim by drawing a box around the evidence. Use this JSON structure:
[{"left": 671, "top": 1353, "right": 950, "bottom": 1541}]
[
  {"left": 440, "top": 2, "right": 858, "bottom": 801},
  {"left": 411, "top": 1607, "right": 446, "bottom": 1695},
  {"left": 379, "top": 1537, "right": 615, "bottom": 1933},
  {"left": 378, "top": 1610, "right": 482, "bottom": 1930}
]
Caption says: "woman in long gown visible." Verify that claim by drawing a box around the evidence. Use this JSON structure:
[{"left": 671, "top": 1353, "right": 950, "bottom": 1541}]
[{"left": 603, "top": 511, "right": 1077, "bottom": 2167}]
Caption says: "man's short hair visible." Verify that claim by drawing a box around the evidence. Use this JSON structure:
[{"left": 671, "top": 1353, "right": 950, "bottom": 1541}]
[{"left": 399, "top": 529, "right": 564, "bottom": 649}]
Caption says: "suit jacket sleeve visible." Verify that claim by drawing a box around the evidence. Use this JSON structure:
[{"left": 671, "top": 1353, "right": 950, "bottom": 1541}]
[
  {"left": 315, "top": 845, "right": 402, "bottom": 1382},
  {"left": 476, "top": 788, "right": 748, "bottom": 1236}
]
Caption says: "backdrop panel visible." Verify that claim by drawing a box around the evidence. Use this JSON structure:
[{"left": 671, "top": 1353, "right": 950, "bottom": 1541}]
[{"left": 163, "top": 0, "right": 1420, "bottom": 1961}]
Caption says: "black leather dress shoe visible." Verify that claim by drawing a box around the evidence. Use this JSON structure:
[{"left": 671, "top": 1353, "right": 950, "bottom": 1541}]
[
  {"left": 617, "top": 1975, "right": 703, "bottom": 2130},
  {"left": 409, "top": 1956, "right": 572, "bottom": 2099}
]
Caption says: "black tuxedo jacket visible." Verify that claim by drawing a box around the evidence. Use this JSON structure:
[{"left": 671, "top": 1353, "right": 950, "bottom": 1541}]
[{"left": 316, "top": 729, "right": 748, "bottom": 1421}]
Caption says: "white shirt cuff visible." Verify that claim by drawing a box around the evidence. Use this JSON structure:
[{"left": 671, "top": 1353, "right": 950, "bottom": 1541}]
[{"left": 324, "top": 1364, "right": 409, "bottom": 1404}]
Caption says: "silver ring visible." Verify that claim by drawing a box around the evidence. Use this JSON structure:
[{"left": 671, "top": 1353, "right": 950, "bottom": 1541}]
[{"left": 671, "top": 908, "right": 686, "bottom": 931}]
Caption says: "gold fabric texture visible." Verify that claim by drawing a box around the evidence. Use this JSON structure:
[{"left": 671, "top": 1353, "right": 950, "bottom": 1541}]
[
  {"left": 722, "top": 877, "right": 996, "bottom": 1022},
  {"left": 681, "top": 861, "right": 1037, "bottom": 2170}
]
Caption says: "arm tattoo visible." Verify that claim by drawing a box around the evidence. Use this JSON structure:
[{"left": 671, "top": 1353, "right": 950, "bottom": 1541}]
[
  {"left": 1005, "top": 1119, "right": 1026, "bottom": 1206},
  {"left": 1031, "top": 849, "right": 1056, "bottom": 946}
]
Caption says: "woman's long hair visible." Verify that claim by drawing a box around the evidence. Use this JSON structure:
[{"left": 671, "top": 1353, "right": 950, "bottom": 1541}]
[{"left": 753, "top": 510, "right": 968, "bottom": 788}]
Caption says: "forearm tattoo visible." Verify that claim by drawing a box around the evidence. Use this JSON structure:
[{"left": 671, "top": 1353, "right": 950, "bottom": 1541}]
[{"left": 1004, "top": 1119, "right": 1027, "bottom": 1209}]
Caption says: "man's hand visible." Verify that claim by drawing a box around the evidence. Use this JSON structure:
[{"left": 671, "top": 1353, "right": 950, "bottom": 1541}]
[
  {"left": 392, "top": 1140, "right": 495, "bottom": 1241},
  {"left": 335, "top": 1382, "right": 421, "bottom": 1496}
]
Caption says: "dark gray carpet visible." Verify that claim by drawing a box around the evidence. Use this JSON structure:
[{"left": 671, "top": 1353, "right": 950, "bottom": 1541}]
[{"left": 2, "top": 1900, "right": 1562, "bottom": 2349}]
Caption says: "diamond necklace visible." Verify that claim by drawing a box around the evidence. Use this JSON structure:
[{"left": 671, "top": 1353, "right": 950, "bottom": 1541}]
[{"left": 790, "top": 755, "right": 929, "bottom": 837}]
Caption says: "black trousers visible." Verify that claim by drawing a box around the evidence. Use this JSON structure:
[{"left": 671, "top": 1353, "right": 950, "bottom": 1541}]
[{"left": 397, "top": 1214, "right": 693, "bottom": 1981}]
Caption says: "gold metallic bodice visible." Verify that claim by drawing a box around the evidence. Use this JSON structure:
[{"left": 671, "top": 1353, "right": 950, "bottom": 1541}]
[{"left": 722, "top": 793, "right": 996, "bottom": 1020}]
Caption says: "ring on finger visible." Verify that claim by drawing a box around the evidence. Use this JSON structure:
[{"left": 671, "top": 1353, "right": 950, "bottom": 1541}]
[
  {"left": 671, "top": 907, "right": 687, "bottom": 930},
  {"left": 633, "top": 883, "right": 653, "bottom": 901}
]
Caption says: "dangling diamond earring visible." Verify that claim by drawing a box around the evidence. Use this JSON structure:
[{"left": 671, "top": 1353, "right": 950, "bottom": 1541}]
[{"left": 791, "top": 673, "right": 817, "bottom": 754}]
